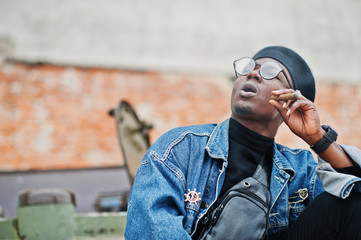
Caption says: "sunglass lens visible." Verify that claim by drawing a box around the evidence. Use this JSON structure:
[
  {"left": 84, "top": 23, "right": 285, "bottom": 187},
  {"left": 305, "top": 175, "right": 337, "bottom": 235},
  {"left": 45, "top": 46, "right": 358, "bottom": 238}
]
[
  {"left": 235, "top": 58, "right": 255, "bottom": 75},
  {"left": 260, "top": 62, "right": 282, "bottom": 79}
]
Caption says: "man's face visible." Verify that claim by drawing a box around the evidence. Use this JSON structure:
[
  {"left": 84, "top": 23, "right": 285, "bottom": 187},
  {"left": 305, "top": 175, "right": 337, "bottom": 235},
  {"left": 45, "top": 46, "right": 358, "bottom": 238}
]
[{"left": 230, "top": 58, "right": 293, "bottom": 123}]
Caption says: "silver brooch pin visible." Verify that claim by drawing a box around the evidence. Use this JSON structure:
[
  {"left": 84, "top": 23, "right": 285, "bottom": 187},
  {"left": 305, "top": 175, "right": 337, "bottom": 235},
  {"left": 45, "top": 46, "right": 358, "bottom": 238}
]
[
  {"left": 184, "top": 188, "right": 201, "bottom": 205},
  {"left": 289, "top": 188, "right": 308, "bottom": 209}
]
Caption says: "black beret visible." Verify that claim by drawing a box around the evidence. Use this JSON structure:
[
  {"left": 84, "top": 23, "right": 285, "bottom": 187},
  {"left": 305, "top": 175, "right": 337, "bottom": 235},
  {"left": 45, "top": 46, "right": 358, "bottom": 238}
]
[{"left": 253, "top": 46, "right": 315, "bottom": 102}]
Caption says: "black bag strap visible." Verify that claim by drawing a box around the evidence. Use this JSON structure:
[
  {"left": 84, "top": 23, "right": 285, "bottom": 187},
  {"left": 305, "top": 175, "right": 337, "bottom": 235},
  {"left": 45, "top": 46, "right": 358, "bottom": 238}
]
[{"left": 252, "top": 155, "right": 271, "bottom": 188}]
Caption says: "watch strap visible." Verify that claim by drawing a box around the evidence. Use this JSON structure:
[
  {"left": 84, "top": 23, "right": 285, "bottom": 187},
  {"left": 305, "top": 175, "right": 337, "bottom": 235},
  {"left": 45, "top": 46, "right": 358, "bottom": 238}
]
[{"left": 310, "top": 125, "right": 338, "bottom": 153}]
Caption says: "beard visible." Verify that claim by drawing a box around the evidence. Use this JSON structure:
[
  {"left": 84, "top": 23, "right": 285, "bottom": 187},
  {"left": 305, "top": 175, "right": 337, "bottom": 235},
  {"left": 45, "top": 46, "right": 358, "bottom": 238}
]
[{"left": 232, "top": 105, "right": 253, "bottom": 115}]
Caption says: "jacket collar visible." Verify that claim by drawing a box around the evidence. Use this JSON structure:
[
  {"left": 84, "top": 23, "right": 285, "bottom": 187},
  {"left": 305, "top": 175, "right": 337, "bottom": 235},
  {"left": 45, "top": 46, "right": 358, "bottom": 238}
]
[
  {"left": 205, "top": 119, "right": 297, "bottom": 181},
  {"left": 272, "top": 143, "right": 296, "bottom": 181},
  {"left": 205, "top": 119, "right": 230, "bottom": 162}
]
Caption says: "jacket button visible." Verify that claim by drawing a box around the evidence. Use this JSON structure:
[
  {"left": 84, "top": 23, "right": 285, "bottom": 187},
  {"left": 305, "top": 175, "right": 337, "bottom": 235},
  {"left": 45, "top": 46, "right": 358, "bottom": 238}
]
[{"left": 200, "top": 201, "right": 208, "bottom": 209}]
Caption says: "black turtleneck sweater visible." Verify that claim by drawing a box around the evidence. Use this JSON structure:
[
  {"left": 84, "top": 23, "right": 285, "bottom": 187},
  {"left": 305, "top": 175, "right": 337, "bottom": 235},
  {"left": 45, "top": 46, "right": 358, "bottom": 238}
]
[{"left": 219, "top": 118, "right": 274, "bottom": 197}]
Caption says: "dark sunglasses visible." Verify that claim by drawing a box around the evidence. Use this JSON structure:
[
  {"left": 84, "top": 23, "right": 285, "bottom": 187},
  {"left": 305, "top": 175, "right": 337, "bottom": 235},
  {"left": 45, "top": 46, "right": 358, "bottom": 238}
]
[{"left": 233, "top": 57, "right": 292, "bottom": 89}]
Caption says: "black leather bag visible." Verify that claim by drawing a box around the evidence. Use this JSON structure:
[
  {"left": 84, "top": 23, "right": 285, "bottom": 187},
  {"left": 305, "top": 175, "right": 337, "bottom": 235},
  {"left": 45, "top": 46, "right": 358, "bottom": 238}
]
[{"left": 196, "top": 160, "right": 271, "bottom": 240}]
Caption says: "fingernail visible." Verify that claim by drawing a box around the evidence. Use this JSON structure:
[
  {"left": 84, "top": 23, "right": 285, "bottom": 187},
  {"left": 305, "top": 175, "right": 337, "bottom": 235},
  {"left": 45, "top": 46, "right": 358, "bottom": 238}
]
[
  {"left": 286, "top": 109, "right": 291, "bottom": 116},
  {"left": 282, "top": 103, "right": 287, "bottom": 108}
]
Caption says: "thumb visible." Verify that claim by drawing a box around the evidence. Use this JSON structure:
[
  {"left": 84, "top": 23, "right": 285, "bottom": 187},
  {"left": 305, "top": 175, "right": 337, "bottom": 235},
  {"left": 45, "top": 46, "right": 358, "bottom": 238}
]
[
  {"left": 269, "top": 99, "right": 284, "bottom": 113},
  {"left": 269, "top": 100, "right": 288, "bottom": 120}
]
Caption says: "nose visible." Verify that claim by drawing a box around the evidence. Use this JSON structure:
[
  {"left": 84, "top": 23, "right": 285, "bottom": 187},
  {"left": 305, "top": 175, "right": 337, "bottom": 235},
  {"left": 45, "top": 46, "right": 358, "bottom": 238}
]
[{"left": 246, "top": 69, "right": 262, "bottom": 82}]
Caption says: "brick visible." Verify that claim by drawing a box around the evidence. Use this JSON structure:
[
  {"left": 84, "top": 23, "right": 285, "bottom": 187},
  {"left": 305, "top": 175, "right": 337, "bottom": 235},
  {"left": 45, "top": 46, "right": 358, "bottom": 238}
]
[{"left": 0, "top": 63, "right": 360, "bottom": 171}]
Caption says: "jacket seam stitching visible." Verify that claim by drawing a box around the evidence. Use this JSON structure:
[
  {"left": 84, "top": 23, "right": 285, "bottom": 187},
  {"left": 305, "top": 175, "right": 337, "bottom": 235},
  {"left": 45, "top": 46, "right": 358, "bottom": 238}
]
[
  {"left": 278, "top": 148, "right": 309, "bottom": 155},
  {"left": 158, "top": 131, "right": 211, "bottom": 162},
  {"left": 310, "top": 168, "right": 318, "bottom": 200},
  {"left": 150, "top": 151, "right": 186, "bottom": 190}
]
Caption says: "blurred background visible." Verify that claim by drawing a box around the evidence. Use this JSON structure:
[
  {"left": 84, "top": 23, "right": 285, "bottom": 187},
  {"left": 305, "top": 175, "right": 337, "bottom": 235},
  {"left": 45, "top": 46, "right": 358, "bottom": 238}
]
[{"left": 0, "top": 0, "right": 360, "bottom": 217}]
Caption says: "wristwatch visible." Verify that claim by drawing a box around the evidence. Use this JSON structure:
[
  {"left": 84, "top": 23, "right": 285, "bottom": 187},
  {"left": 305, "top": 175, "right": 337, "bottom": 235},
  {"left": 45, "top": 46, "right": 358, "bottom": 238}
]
[{"left": 310, "top": 125, "right": 338, "bottom": 153}]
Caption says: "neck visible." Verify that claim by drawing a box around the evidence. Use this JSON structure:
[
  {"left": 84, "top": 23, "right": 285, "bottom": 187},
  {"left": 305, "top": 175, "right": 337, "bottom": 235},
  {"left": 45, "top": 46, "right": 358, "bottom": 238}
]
[{"left": 230, "top": 115, "right": 281, "bottom": 138}]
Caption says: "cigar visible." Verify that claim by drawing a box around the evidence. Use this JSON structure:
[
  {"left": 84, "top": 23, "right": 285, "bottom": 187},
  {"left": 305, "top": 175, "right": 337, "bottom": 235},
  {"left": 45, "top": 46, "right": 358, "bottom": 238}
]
[{"left": 270, "top": 92, "right": 300, "bottom": 101}]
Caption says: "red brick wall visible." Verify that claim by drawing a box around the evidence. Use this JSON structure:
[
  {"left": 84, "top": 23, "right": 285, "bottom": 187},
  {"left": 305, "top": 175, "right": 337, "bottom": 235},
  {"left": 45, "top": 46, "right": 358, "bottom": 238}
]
[
  {"left": 0, "top": 63, "right": 231, "bottom": 171},
  {"left": 1, "top": 63, "right": 360, "bottom": 171}
]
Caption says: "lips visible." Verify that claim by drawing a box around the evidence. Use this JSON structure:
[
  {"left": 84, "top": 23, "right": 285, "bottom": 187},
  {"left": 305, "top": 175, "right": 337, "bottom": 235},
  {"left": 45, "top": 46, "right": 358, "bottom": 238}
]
[{"left": 239, "top": 82, "right": 258, "bottom": 98}]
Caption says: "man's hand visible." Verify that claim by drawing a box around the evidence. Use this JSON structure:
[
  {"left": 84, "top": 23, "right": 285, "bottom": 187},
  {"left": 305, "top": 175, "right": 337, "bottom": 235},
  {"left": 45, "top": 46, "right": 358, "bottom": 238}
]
[
  {"left": 269, "top": 89, "right": 354, "bottom": 168},
  {"left": 269, "top": 89, "right": 325, "bottom": 146}
]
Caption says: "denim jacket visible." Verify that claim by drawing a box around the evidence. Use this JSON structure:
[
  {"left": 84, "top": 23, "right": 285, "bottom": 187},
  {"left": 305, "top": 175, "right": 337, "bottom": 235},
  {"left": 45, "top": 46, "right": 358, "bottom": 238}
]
[{"left": 125, "top": 119, "right": 361, "bottom": 239}]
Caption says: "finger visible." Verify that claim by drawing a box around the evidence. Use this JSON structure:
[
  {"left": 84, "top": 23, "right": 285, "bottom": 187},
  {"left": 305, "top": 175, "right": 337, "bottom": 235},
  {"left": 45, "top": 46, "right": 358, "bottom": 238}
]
[
  {"left": 270, "top": 93, "right": 298, "bottom": 101},
  {"left": 269, "top": 99, "right": 288, "bottom": 117},
  {"left": 277, "top": 90, "right": 304, "bottom": 109},
  {"left": 293, "top": 90, "right": 306, "bottom": 101},
  {"left": 283, "top": 100, "right": 292, "bottom": 109},
  {"left": 285, "top": 99, "right": 313, "bottom": 116},
  {"left": 271, "top": 89, "right": 294, "bottom": 96}
]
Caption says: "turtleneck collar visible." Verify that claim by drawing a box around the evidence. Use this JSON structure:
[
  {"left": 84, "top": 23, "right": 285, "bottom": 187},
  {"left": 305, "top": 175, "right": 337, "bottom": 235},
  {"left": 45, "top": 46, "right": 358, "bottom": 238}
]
[{"left": 229, "top": 118, "right": 274, "bottom": 153}]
